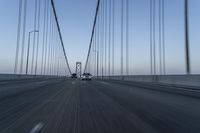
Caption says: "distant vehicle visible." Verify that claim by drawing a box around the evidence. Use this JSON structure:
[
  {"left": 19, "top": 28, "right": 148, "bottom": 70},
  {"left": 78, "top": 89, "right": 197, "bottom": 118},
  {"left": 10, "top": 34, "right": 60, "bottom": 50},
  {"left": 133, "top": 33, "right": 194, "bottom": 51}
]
[
  {"left": 81, "top": 73, "right": 93, "bottom": 80},
  {"left": 71, "top": 73, "right": 77, "bottom": 78}
]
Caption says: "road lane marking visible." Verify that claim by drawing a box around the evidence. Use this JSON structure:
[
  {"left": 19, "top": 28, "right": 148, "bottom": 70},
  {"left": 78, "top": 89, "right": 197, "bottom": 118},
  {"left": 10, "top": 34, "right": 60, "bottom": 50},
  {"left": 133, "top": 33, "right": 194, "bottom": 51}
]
[
  {"left": 30, "top": 122, "right": 44, "bottom": 133},
  {"left": 35, "top": 81, "right": 48, "bottom": 84},
  {"left": 100, "top": 81, "right": 110, "bottom": 85}
]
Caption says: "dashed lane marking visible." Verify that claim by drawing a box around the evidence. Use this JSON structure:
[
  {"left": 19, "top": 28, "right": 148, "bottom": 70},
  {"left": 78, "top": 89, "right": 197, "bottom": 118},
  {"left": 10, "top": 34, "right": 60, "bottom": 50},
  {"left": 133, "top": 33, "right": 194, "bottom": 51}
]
[
  {"left": 30, "top": 122, "right": 45, "bottom": 133},
  {"left": 100, "top": 81, "right": 110, "bottom": 85}
]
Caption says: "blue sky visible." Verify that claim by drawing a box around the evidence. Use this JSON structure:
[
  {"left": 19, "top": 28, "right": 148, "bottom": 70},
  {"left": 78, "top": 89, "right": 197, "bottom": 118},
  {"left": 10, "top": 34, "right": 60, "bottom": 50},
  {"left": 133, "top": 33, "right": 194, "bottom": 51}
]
[
  {"left": 0, "top": 0, "right": 200, "bottom": 75},
  {"left": 0, "top": 0, "right": 97, "bottom": 74}
]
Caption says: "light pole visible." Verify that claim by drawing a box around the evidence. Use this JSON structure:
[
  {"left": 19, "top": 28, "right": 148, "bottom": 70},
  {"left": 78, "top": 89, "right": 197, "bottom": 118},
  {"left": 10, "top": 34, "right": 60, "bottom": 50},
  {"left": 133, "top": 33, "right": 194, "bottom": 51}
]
[
  {"left": 94, "top": 50, "right": 99, "bottom": 78},
  {"left": 26, "top": 30, "right": 39, "bottom": 75}
]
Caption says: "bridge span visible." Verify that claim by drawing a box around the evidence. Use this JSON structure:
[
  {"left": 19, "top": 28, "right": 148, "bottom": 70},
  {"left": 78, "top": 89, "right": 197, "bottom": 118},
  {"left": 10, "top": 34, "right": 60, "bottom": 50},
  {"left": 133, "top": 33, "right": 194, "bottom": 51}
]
[{"left": 1, "top": 0, "right": 200, "bottom": 132}]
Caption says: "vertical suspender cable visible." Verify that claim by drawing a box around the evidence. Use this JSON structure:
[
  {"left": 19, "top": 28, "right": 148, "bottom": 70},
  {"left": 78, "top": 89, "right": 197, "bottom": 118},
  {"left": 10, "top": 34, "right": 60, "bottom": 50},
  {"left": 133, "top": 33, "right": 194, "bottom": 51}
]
[
  {"left": 57, "top": 45, "right": 60, "bottom": 76},
  {"left": 98, "top": 2, "right": 102, "bottom": 76},
  {"left": 94, "top": 32, "right": 96, "bottom": 74},
  {"left": 88, "top": 47, "right": 91, "bottom": 73},
  {"left": 99, "top": 2, "right": 101, "bottom": 76},
  {"left": 100, "top": 0, "right": 103, "bottom": 76},
  {"left": 44, "top": 0, "right": 50, "bottom": 75},
  {"left": 52, "top": 21, "right": 56, "bottom": 75},
  {"left": 94, "top": 8, "right": 97, "bottom": 75},
  {"left": 150, "top": 0, "right": 153, "bottom": 75},
  {"left": 102, "top": 0, "right": 104, "bottom": 76},
  {"left": 56, "top": 36, "right": 60, "bottom": 76},
  {"left": 94, "top": 34, "right": 96, "bottom": 74},
  {"left": 14, "top": 0, "right": 23, "bottom": 74},
  {"left": 97, "top": 12, "right": 100, "bottom": 77},
  {"left": 159, "top": 0, "right": 162, "bottom": 74},
  {"left": 95, "top": 26, "right": 97, "bottom": 75},
  {"left": 35, "top": 0, "right": 41, "bottom": 76},
  {"left": 108, "top": 0, "right": 111, "bottom": 76},
  {"left": 153, "top": 0, "right": 156, "bottom": 75},
  {"left": 50, "top": 15, "right": 55, "bottom": 75},
  {"left": 121, "top": 0, "right": 124, "bottom": 76},
  {"left": 55, "top": 32, "right": 58, "bottom": 76},
  {"left": 93, "top": 27, "right": 95, "bottom": 74},
  {"left": 52, "top": 22, "right": 55, "bottom": 75},
  {"left": 55, "top": 23, "right": 58, "bottom": 75},
  {"left": 47, "top": 8, "right": 52, "bottom": 75},
  {"left": 58, "top": 52, "right": 61, "bottom": 76},
  {"left": 104, "top": 0, "right": 107, "bottom": 76},
  {"left": 162, "top": 0, "right": 166, "bottom": 74},
  {"left": 102, "top": 0, "right": 104, "bottom": 77},
  {"left": 20, "top": 0, "right": 27, "bottom": 74},
  {"left": 126, "top": 0, "right": 129, "bottom": 75},
  {"left": 41, "top": 0, "right": 47, "bottom": 75},
  {"left": 50, "top": 10, "right": 54, "bottom": 75},
  {"left": 49, "top": 10, "right": 53, "bottom": 75},
  {"left": 53, "top": 22, "right": 56, "bottom": 75},
  {"left": 31, "top": 0, "right": 38, "bottom": 74},
  {"left": 112, "top": 0, "right": 115, "bottom": 76},
  {"left": 184, "top": 0, "right": 190, "bottom": 74}
]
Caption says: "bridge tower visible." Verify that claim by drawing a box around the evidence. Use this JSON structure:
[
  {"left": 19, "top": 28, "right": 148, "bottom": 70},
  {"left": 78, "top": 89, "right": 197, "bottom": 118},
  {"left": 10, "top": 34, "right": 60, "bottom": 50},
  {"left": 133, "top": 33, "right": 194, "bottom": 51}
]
[{"left": 76, "top": 62, "right": 82, "bottom": 78}]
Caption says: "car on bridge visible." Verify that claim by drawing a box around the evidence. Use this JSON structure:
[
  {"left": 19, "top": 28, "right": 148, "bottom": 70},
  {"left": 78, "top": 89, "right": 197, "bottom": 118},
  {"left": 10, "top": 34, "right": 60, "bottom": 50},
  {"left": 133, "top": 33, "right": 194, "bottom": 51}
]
[
  {"left": 71, "top": 73, "right": 77, "bottom": 78},
  {"left": 81, "top": 73, "right": 93, "bottom": 80}
]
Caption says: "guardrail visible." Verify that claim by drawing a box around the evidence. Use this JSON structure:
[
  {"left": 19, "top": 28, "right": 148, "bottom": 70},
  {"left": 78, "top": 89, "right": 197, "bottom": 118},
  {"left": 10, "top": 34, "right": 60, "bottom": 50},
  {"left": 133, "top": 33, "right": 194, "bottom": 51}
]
[
  {"left": 99, "top": 75, "right": 200, "bottom": 87},
  {"left": 0, "top": 74, "right": 66, "bottom": 81}
]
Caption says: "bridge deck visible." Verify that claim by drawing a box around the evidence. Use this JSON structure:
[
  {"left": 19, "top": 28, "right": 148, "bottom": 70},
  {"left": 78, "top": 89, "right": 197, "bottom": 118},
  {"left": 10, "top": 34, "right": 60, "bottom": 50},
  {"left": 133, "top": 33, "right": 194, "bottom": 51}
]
[{"left": 0, "top": 79, "right": 200, "bottom": 133}]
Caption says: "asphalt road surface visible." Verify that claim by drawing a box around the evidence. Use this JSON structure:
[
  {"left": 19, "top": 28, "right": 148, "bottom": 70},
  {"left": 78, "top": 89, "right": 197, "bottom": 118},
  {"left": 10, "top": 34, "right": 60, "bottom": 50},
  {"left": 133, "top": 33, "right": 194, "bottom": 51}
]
[{"left": 0, "top": 78, "right": 200, "bottom": 133}]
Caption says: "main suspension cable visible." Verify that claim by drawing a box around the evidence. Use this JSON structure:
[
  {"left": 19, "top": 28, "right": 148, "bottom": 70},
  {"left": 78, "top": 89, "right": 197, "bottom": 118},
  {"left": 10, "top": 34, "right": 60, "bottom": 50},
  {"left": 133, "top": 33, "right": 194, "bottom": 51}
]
[
  {"left": 84, "top": 0, "right": 100, "bottom": 73},
  {"left": 51, "top": 0, "right": 72, "bottom": 75}
]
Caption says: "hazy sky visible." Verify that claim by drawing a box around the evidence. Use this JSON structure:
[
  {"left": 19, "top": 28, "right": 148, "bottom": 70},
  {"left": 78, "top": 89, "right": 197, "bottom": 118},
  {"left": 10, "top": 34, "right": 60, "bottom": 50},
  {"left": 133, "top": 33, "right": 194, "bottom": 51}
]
[
  {"left": 0, "top": 0, "right": 200, "bottom": 75},
  {"left": 0, "top": 0, "right": 97, "bottom": 74}
]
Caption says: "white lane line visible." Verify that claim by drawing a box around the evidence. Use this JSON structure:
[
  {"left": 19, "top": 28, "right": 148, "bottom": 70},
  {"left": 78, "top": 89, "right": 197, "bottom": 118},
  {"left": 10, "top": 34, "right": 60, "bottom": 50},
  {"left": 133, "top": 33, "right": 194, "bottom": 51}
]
[
  {"left": 30, "top": 122, "right": 45, "bottom": 133},
  {"left": 35, "top": 81, "right": 48, "bottom": 84},
  {"left": 100, "top": 81, "right": 110, "bottom": 85}
]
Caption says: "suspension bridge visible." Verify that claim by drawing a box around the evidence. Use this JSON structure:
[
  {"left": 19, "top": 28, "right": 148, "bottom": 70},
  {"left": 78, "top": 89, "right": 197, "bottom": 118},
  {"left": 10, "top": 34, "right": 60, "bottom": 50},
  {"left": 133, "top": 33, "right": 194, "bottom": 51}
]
[{"left": 0, "top": 0, "right": 200, "bottom": 133}]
